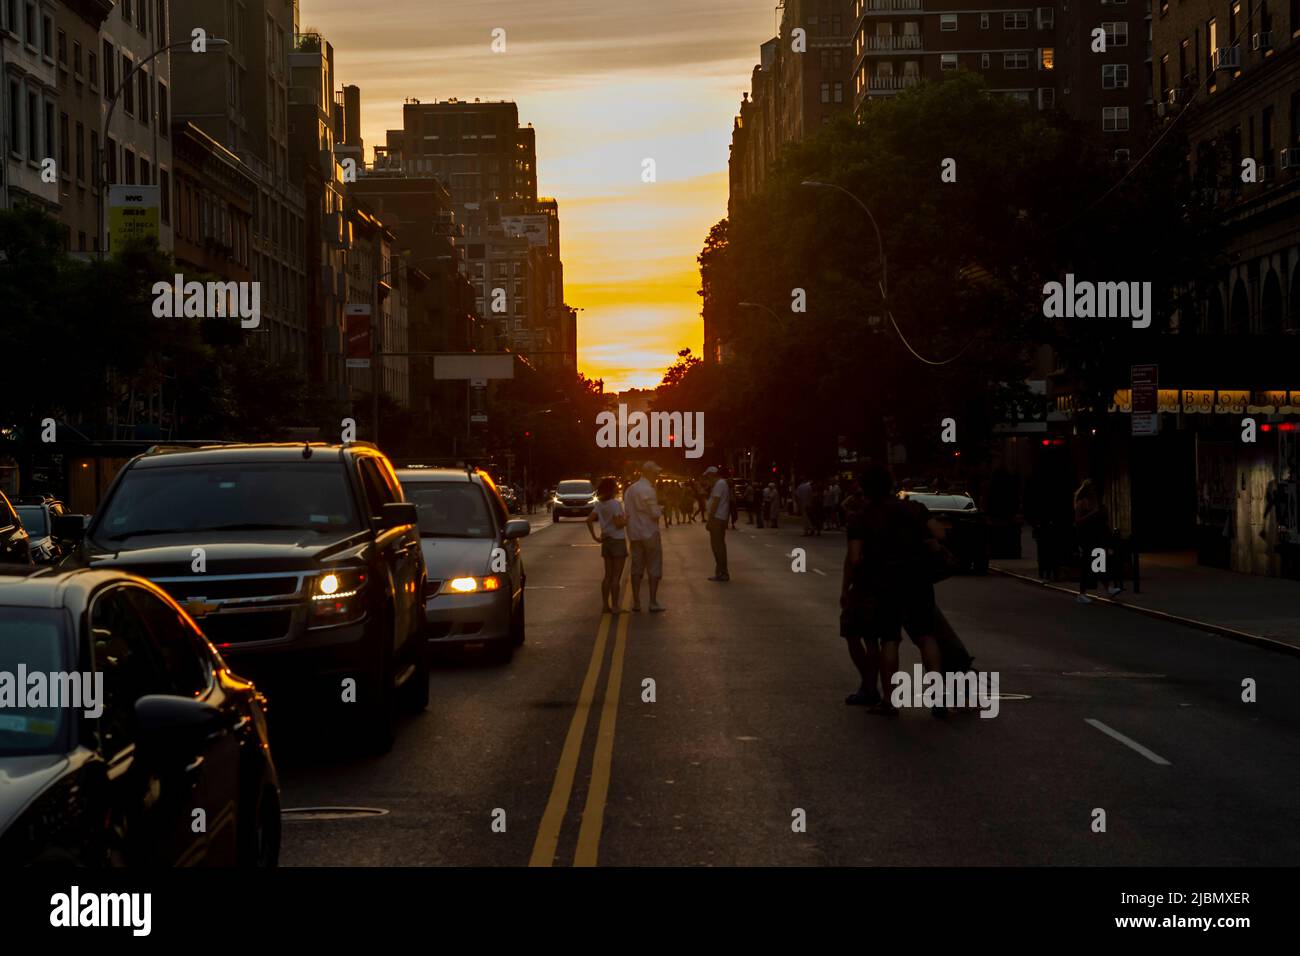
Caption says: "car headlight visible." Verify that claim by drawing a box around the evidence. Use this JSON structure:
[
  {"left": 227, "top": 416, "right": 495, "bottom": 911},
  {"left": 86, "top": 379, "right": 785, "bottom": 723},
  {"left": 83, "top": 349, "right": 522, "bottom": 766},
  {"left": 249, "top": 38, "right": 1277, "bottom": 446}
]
[
  {"left": 310, "top": 567, "right": 369, "bottom": 626},
  {"left": 441, "top": 575, "right": 502, "bottom": 595}
]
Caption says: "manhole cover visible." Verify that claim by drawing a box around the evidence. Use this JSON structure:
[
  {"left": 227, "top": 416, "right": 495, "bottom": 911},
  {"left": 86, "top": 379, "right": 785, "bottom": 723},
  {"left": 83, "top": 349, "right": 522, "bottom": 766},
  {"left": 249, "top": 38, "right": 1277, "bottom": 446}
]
[
  {"left": 281, "top": 807, "right": 389, "bottom": 821},
  {"left": 1062, "top": 672, "right": 1165, "bottom": 679}
]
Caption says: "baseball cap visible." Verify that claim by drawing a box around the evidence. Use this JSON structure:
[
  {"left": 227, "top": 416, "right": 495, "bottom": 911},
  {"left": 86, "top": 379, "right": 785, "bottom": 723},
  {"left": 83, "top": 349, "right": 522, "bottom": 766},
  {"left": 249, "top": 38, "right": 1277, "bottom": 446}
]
[
  {"left": 703, "top": 466, "right": 719, "bottom": 475},
  {"left": 641, "top": 461, "right": 663, "bottom": 474}
]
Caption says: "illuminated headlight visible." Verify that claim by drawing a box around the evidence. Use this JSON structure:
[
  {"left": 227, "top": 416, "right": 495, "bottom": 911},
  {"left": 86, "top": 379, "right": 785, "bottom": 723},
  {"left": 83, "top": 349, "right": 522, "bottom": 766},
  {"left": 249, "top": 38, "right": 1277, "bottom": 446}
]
[
  {"left": 310, "top": 568, "right": 369, "bottom": 626},
  {"left": 442, "top": 575, "right": 502, "bottom": 595}
]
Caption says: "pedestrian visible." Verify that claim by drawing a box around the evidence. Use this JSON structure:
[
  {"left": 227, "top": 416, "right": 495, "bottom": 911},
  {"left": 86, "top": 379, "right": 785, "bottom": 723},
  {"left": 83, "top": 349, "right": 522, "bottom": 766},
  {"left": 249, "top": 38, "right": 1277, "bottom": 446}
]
[
  {"left": 824, "top": 480, "right": 841, "bottom": 530},
  {"left": 585, "top": 477, "right": 628, "bottom": 614},
  {"left": 810, "top": 479, "right": 824, "bottom": 535},
  {"left": 657, "top": 478, "right": 674, "bottom": 527},
  {"left": 838, "top": 464, "right": 947, "bottom": 717},
  {"left": 1073, "top": 478, "right": 1117, "bottom": 603},
  {"left": 763, "top": 482, "right": 780, "bottom": 527},
  {"left": 796, "top": 477, "right": 814, "bottom": 535},
  {"left": 625, "top": 461, "right": 667, "bottom": 612},
  {"left": 728, "top": 474, "right": 739, "bottom": 530},
  {"left": 703, "top": 465, "right": 731, "bottom": 582},
  {"left": 751, "top": 480, "right": 766, "bottom": 528}
]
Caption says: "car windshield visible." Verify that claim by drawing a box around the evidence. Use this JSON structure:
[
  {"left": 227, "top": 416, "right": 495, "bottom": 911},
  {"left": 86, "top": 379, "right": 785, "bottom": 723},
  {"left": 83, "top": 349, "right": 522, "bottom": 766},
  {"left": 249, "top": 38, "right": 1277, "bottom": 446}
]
[
  {"left": 94, "top": 462, "right": 360, "bottom": 540},
  {"left": 15, "top": 506, "right": 47, "bottom": 535},
  {"left": 0, "top": 608, "right": 69, "bottom": 756},
  {"left": 557, "top": 481, "right": 594, "bottom": 496},
  {"left": 401, "top": 481, "right": 495, "bottom": 539}
]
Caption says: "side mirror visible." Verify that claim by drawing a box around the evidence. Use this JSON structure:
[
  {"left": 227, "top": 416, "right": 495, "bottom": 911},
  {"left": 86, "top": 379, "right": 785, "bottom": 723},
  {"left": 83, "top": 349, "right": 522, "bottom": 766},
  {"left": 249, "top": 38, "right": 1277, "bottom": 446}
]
[
  {"left": 379, "top": 502, "right": 418, "bottom": 530},
  {"left": 51, "top": 513, "right": 88, "bottom": 542},
  {"left": 134, "top": 694, "right": 227, "bottom": 761},
  {"left": 503, "top": 519, "right": 530, "bottom": 540}
]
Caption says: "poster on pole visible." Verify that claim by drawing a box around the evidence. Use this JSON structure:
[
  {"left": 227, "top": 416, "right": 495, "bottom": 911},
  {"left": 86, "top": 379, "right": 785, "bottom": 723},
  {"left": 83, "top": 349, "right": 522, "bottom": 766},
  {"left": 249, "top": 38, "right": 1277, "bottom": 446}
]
[
  {"left": 1131, "top": 364, "right": 1158, "bottom": 437},
  {"left": 345, "top": 305, "right": 372, "bottom": 369},
  {"left": 108, "top": 186, "right": 160, "bottom": 249}
]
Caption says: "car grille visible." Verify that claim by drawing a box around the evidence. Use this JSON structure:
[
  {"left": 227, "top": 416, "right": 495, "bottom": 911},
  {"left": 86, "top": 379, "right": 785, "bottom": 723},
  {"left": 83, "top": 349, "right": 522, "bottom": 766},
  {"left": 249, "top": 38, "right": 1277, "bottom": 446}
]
[
  {"left": 200, "top": 612, "right": 293, "bottom": 645},
  {"left": 157, "top": 576, "right": 301, "bottom": 602}
]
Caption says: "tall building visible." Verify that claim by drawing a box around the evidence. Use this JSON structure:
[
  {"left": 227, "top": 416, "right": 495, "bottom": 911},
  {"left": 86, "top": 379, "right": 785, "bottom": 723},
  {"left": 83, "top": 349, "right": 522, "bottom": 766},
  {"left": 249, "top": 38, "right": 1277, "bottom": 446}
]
[
  {"left": 848, "top": 1, "right": 1148, "bottom": 158},
  {"left": 3, "top": 0, "right": 61, "bottom": 215},
  {"left": 171, "top": 120, "right": 254, "bottom": 285},
  {"left": 54, "top": 0, "right": 113, "bottom": 253},
  {"left": 97, "top": 0, "right": 174, "bottom": 252},
  {"left": 1141, "top": 0, "right": 1300, "bottom": 578},
  {"left": 383, "top": 98, "right": 538, "bottom": 219},
  {"left": 171, "top": 0, "right": 307, "bottom": 371},
  {"left": 728, "top": 1, "right": 855, "bottom": 215}
]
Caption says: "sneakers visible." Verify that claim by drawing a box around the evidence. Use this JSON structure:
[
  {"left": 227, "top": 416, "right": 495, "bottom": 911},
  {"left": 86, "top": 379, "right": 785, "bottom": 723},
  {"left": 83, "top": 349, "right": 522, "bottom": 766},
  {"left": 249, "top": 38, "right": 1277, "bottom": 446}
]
[
  {"left": 708, "top": 573, "right": 730, "bottom": 582},
  {"left": 1076, "top": 594, "right": 1093, "bottom": 604},
  {"left": 649, "top": 602, "right": 667, "bottom": 613},
  {"left": 1107, "top": 585, "right": 1124, "bottom": 596}
]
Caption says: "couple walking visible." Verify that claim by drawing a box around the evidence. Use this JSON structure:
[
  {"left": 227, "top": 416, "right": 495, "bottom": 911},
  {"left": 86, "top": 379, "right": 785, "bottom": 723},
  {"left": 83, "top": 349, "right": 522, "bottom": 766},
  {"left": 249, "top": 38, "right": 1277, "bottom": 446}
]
[
  {"left": 585, "top": 462, "right": 666, "bottom": 613},
  {"left": 584, "top": 461, "right": 734, "bottom": 613}
]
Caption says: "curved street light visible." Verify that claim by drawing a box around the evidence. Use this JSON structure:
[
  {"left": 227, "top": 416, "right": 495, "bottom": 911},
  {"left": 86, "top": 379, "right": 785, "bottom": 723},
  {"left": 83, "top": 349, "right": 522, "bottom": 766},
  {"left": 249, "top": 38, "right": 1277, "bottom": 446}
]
[
  {"left": 97, "top": 38, "right": 230, "bottom": 259},
  {"left": 802, "top": 179, "right": 887, "bottom": 303}
]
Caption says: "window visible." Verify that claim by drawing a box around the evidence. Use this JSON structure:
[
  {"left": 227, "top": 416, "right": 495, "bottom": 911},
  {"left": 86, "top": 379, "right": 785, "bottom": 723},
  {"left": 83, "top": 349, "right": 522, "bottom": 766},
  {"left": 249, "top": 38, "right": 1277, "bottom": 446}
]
[
  {"left": 1005, "top": 11, "right": 1030, "bottom": 30},
  {"left": 106, "top": 135, "right": 116, "bottom": 183},
  {"left": 139, "top": 158, "right": 150, "bottom": 186},
  {"left": 43, "top": 100, "right": 52, "bottom": 162},
  {"left": 1103, "top": 22, "right": 1129, "bottom": 47},
  {"left": 158, "top": 83, "right": 169, "bottom": 137},
  {"left": 90, "top": 130, "right": 98, "bottom": 187},
  {"left": 138, "top": 69, "right": 150, "bottom": 126},
  {"left": 1103, "top": 106, "right": 1130, "bottom": 130},
  {"left": 126, "top": 590, "right": 211, "bottom": 698},
  {"left": 821, "top": 81, "right": 830, "bottom": 103},
  {"left": 981, "top": 12, "right": 990, "bottom": 28},
  {"left": 1005, "top": 51, "right": 1030, "bottom": 69},
  {"left": 58, "top": 111, "right": 67, "bottom": 175},
  {"left": 1039, "top": 47, "right": 1054, "bottom": 69},
  {"left": 89, "top": 588, "right": 174, "bottom": 760},
  {"left": 75, "top": 121, "right": 84, "bottom": 181},
  {"left": 103, "top": 41, "right": 115, "bottom": 99},
  {"left": 1038, "top": 87, "right": 1055, "bottom": 109},
  {"left": 834, "top": 81, "right": 844, "bottom": 103},
  {"left": 26, "top": 90, "right": 38, "bottom": 160},
  {"left": 88, "top": 51, "right": 98, "bottom": 90},
  {"left": 1103, "top": 63, "right": 1130, "bottom": 88},
  {"left": 1037, "top": 7, "right": 1054, "bottom": 28},
  {"left": 23, "top": 2, "right": 34, "bottom": 49},
  {"left": 40, "top": 12, "right": 50, "bottom": 58},
  {"left": 122, "top": 0, "right": 131, "bottom": 24},
  {"left": 6, "top": 81, "right": 18, "bottom": 156},
  {"left": 122, "top": 55, "right": 134, "bottom": 114},
  {"left": 124, "top": 147, "right": 135, "bottom": 184},
  {"left": 982, "top": 53, "right": 991, "bottom": 68},
  {"left": 941, "top": 53, "right": 959, "bottom": 70},
  {"left": 56, "top": 28, "right": 65, "bottom": 64},
  {"left": 941, "top": 14, "right": 958, "bottom": 30},
  {"left": 1113, "top": 148, "right": 1131, "bottom": 162}
]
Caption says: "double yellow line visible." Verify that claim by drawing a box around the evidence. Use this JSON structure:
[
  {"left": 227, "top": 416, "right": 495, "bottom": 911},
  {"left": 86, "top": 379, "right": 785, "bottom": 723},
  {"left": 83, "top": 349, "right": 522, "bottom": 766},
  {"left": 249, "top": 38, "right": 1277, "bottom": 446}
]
[{"left": 528, "top": 589, "right": 631, "bottom": 867}]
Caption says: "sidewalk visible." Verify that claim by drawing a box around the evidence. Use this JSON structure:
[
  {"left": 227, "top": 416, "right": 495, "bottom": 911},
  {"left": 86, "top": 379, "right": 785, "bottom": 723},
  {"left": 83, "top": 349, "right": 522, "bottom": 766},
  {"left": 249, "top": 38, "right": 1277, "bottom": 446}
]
[{"left": 993, "top": 528, "right": 1300, "bottom": 655}]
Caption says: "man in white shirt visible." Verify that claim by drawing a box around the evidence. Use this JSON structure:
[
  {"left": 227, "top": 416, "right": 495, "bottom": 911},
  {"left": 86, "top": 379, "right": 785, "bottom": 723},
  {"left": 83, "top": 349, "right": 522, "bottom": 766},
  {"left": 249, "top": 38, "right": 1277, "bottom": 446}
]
[
  {"left": 624, "top": 461, "right": 666, "bottom": 612},
  {"left": 704, "top": 465, "right": 731, "bottom": 582}
]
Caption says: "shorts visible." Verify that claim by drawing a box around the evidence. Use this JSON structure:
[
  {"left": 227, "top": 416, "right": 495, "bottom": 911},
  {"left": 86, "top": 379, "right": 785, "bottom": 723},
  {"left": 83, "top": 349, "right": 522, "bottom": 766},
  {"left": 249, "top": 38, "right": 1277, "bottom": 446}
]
[
  {"left": 629, "top": 534, "right": 663, "bottom": 578},
  {"left": 601, "top": 537, "right": 628, "bottom": 559},
  {"left": 840, "top": 582, "right": 936, "bottom": 645}
]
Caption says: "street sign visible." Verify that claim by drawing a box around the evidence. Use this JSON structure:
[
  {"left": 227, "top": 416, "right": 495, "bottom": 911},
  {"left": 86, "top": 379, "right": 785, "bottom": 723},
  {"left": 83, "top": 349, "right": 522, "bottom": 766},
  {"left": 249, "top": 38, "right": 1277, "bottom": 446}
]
[
  {"left": 1131, "top": 364, "right": 1158, "bottom": 436},
  {"left": 345, "top": 305, "right": 372, "bottom": 369},
  {"left": 108, "top": 186, "right": 160, "bottom": 249}
]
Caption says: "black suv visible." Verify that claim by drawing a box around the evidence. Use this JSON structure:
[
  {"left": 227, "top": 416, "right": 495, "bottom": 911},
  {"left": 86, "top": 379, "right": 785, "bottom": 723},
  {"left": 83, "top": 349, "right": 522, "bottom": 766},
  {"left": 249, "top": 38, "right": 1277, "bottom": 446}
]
[{"left": 58, "top": 443, "right": 428, "bottom": 751}]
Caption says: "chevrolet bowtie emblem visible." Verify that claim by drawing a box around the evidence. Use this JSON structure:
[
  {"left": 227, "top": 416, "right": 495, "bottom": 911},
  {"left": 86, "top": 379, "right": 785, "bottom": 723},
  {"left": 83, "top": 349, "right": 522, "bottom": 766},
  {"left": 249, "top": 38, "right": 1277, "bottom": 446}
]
[{"left": 184, "top": 598, "right": 221, "bottom": 618}]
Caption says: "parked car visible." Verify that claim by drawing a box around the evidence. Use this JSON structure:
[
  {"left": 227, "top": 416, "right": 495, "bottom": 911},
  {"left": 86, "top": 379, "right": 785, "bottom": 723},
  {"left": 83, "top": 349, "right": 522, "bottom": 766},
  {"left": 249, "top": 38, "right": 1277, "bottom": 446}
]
[
  {"left": 56, "top": 442, "right": 429, "bottom": 752},
  {"left": 551, "top": 478, "right": 597, "bottom": 522},
  {"left": 395, "top": 467, "right": 529, "bottom": 663},
  {"left": 899, "top": 491, "right": 990, "bottom": 574},
  {"left": 12, "top": 495, "right": 68, "bottom": 564},
  {"left": 0, "top": 491, "right": 32, "bottom": 565},
  {"left": 0, "top": 566, "right": 280, "bottom": 866},
  {"left": 499, "top": 484, "right": 521, "bottom": 514}
]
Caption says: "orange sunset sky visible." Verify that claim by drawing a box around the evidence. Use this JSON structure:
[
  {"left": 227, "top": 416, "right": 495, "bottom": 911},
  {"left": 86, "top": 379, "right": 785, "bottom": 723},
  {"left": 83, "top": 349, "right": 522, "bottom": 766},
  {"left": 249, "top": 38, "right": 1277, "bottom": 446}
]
[{"left": 302, "top": 0, "right": 778, "bottom": 391}]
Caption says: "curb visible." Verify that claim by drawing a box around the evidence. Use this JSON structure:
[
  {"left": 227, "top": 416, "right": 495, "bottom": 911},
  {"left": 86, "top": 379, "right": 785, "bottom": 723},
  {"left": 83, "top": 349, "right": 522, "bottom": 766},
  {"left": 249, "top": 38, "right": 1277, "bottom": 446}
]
[{"left": 990, "top": 565, "right": 1300, "bottom": 658}]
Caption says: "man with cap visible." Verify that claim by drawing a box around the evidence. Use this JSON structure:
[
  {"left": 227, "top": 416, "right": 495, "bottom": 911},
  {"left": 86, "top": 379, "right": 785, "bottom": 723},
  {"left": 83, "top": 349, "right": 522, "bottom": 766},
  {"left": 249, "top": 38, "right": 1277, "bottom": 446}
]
[
  {"left": 625, "top": 461, "right": 667, "bottom": 612},
  {"left": 704, "top": 465, "right": 731, "bottom": 582}
]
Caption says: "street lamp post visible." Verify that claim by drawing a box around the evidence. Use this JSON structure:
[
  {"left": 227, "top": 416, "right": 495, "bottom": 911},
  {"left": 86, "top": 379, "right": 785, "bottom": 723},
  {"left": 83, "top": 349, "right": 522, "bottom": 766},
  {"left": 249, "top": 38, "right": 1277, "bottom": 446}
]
[
  {"left": 97, "top": 39, "right": 229, "bottom": 259},
  {"left": 802, "top": 180, "right": 888, "bottom": 305}
]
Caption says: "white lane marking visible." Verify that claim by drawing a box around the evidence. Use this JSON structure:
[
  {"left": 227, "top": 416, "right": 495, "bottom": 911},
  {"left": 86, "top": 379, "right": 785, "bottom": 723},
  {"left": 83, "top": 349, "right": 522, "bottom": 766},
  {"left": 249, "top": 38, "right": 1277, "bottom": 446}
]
[
  {"left": 812, "top": 568, "right": 826, "bottom": 576},
  {"left": 1084, "top": 718, "right": 1171, "bottom": 766}
]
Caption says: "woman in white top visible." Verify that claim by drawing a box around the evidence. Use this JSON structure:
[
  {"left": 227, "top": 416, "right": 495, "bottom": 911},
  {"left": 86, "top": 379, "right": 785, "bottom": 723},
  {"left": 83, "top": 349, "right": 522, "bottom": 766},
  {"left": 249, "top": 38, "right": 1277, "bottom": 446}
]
[{"left": 586, "top": 476, "right": 628, "bottom": 614}]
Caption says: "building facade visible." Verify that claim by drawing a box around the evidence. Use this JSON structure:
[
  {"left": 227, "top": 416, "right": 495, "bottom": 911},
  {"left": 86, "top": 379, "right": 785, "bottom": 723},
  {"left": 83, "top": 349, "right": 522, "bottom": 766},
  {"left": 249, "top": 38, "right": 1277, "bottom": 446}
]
[
  {"left": 3, "top": 0, "right": 61, "bottom": 215},
  {"left": 171, "top": 0, "right": 307, "bottom": 371},
  {"left": 54, "top": 0, "right": 112, "bottom": 253}
]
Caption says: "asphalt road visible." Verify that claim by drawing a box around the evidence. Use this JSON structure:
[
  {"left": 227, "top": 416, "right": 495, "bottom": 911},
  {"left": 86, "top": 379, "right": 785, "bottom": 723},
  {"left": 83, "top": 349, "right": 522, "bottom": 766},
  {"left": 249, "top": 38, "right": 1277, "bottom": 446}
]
[{"left": 275, "top": 513, "right": 1300, "bottom": 866}]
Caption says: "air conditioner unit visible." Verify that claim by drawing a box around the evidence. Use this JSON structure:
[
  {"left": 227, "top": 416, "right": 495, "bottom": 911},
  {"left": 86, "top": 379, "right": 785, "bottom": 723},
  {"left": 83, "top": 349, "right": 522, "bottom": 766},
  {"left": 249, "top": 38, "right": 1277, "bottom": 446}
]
[
  {"left": 1250, "top": 33, "right": 1261, "bottom": 50},
  {"left": 1280, "top": 147, "right": 1300, "bottom": 169},
  {"left": 1156, "top": 102, "right": 1168, "bottom": 118},
  {"left": 1168, "top": 88, "right": 1185, "bottom": 104},
  {"left": 1213, "top": 46, "right": 1241, "bottom": 70},
  {"left": 1113, "top": 149, "right": 1131, "bottom": 162},
  {"left": 1256, "top": 164, "right": 1274, "bottom": 183}
]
